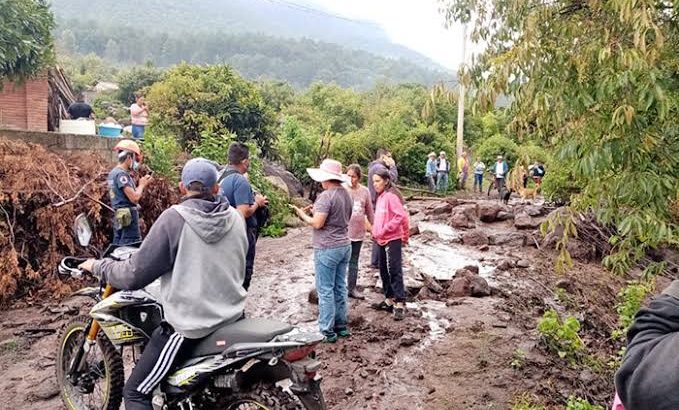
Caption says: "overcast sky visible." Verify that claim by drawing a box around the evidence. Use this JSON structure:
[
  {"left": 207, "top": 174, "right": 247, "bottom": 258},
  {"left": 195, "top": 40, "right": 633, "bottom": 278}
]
[{"left": 308, "top": 0, "right": 467, "bottom": 69}]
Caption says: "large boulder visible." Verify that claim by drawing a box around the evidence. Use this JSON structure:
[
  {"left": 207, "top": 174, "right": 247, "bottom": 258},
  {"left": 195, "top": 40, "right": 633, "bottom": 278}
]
[
  {"left": 426, "top": 202, "right": 453, "bottom": 217},
  {"left": 514, "top": 212, "right": 541, "bottom": 230},
  {"left": 477, "top": 202, "right": 503, "bottom": 223},
  {"left": 264, "top": 175, "right": 290, "bottom": 197},
  {"left": 450, "top": 203, "right": 478, "bottom": 229},
  {"left": 488, "top": 232, "right": 527, "bottom": 247},
  {"left": 446, "top": 274, "right": 491, "bottom": 297},
  {"left": 461, "top": 229, "right": 489, "bottom": 247},
  {"left": 262, "top": 159, "right": 304, "bottom": 197}
]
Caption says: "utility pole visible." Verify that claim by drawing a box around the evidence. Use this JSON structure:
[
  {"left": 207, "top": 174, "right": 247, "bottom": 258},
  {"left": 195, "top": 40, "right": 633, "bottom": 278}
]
[{"left": 456, "top": 23, "right": 468, "bottom": 159}]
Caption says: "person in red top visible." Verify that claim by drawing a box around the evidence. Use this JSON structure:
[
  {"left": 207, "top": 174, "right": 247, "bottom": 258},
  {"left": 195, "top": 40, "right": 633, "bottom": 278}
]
[{"left": 370, "top": 167, "right": 409, "bottom": 320}]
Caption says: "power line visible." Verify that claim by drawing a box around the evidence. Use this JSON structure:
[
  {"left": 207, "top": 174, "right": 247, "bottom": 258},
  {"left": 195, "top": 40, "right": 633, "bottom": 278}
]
[{"left": 261, "top": 0, "right": 382, "bottom": 28}]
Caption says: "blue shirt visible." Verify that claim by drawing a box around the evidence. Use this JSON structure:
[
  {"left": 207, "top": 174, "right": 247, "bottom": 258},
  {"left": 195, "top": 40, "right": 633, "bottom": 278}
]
[
  {"left": 219, "top": 167, "right": 256, "bottom": 229},
  {"left": 107, "top": 167, "right": 136, "bottom": 209},
  {"left": 426, "top": 159, "right": 437, "bottom": 176}
]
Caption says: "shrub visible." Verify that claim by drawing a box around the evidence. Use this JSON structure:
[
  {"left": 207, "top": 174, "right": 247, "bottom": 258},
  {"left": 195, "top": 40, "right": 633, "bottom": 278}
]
[
  {"left": 612, "top": 279, "right": 655, "bottom": 340},
  {"left": 537, "top": 309, "right": 584, "bottom": 362},
  {"left": 565, "top": 396, "right": 604, "bottom": 410},
  {"left": 474, "top": 134, "right": 519, "bottom": 166},
  {"left": 141, "top": 132, "right": 182, "bottom": 183}
]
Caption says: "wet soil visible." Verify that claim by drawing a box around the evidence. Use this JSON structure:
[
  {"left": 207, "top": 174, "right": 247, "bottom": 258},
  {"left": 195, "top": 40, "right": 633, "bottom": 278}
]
[{"left": 0, "top": 195, "right": 629, "bottom": 409}]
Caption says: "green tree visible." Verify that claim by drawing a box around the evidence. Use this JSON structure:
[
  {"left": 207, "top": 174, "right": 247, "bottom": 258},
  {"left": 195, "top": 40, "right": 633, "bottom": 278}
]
[
  {"left": 442, "top": 0, "right": 679, "bottom": 274},
  {"left": 0, "top": 0, "right": 54, "bottom": 81},
  {"left": 116, "top": 64, "right": 163, "bottom": 104},
  {"left": 145, "top": 63, "right": 276, "bottom": 154}
]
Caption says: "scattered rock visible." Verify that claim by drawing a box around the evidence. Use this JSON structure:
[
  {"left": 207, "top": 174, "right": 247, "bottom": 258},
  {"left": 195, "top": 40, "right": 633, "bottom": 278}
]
[
  {"left": 345, "top": 387, "right": 354, "bottom": 396},
  {"left": 496, "top": 259, "right": 514, "bottom": 271},
  {"left": 579, "top": 369, "right": 596, "bottom": 384},
  {"left": 446, "top": 275, "right": 490, "bottom": 297},
  {"left": 308, "top": 288, "right": 318, "bottom": 305},
  {"left": 496, "top": 211, "right": 515, "bottom": 221},
  {"left": 556, "top": 278, "right": 574, "bottom": 291},
  {"left": 409, "top": 224, "right": 420, "bottom": 237},
  {"left": 514, "top": 212, "right": 541, "bottom": 229},
  {"left": 488, "top": 232, "right": 527, "bottom": 247},
  {"left": 462, "top": 265, "right": 480, "bottom": 275},
  {"left": 516, "top": 260, "right": 531, "bottom": 268},
  {"left": 447, "top": 277, "right": 471, "bottom": 297},
  {"left": 426, "top": 202, "right": 453, "bottom": 216},
  {"left": 477, "top": 202, "right": 503, "bottom": 222},
  {"left": 454, "top": 268, "right": 475, "bottom": 279},
  {"left": 428, "top": 387, "right": 437, "bottom": 394},
  {"left": 461, "top": 230, "right": 489, "bottom": 246},
  {"left": 264, "top": 175, "right": 291, "bottom": 197},
  {"left": 263, "top": 159, "right": 304, "bottom": 197},
  {"left": 478, "top": 244, "right": 490, "bottom": 252},
  {"left": 417, "top": 373, "right": 425, "bottom": 380},
  {"left": 29, "top": 379, "right": 59, "bottom": 401},
  {"left": 470, "top": 276, "right": 491, "bottom": 297},
  {"left": 450, "top": 212, "right": 475, "bottom": 229},
  {"left": 399, "top": 333, "right": 421, "bottom": 347}
]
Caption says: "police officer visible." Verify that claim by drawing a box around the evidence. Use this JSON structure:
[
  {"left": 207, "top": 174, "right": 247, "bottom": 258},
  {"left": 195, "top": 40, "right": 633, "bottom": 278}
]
[{"left": 109, "top": 140, "right": 152, "bottom": 245}]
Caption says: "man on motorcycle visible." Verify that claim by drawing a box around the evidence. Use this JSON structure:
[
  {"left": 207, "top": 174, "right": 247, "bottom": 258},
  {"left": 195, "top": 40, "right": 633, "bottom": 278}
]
[
  {"left": 109, "top": 139, "right": 153, "bottom": 245},
  {"left": 79, "top": 158, "right": 248, "bottom": 410}
]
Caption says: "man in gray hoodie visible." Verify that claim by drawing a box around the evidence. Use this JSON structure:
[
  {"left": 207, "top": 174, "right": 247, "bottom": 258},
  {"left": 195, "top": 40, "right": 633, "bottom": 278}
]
[{"left": 79, "top": 157, "right": 248, "bottom": 410}]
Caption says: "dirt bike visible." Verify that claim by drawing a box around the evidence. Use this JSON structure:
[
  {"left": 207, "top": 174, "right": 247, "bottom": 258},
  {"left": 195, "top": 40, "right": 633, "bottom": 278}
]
[{"left": 55, "top": 214, "right": 327, "bottom": 410}]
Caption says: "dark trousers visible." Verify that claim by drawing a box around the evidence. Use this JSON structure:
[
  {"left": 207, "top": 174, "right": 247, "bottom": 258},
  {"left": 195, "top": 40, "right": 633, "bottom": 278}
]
[
  {"left": 244, "top": 226, "right": 257, "bottom": 290},
  {"left": 370, "top": 200, "right": 381, "bottom": 268},
  {"left": 112, "top": 208, "right": 141, "bottom": 246},
  {"left": 348, "top": 241, "right": 363, "bottom": 292},
  {"left": 495, "top": 177, "right": 506, "bottom": 199},
  {"left": 378, "top": 239, "right": 405, "bottom": 302},
  {"left": 124, "top": 324, "right": 195, "bottom": 410}
]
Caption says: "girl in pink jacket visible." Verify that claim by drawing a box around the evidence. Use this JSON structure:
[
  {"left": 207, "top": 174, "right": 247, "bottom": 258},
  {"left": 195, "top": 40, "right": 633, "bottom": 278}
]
[{"left": 370, "top": 167, "right": 409, "bottom": 320}]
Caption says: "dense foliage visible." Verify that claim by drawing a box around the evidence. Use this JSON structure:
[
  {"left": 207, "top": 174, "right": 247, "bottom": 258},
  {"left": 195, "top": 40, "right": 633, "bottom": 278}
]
[
  {"left": 145, "top": 64, "right": 276, "bottom": 153},
  {"left": 53, "top": 20, "right": 448, "bottom": 90},
  {"left": 442, "top": 0, "right": 679, "bottom": 273},
  {"left": 0, "top": 0, "right": 54, "bottom": 81}
]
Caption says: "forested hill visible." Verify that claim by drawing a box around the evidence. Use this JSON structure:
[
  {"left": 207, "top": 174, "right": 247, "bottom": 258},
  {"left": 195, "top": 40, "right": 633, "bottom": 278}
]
[
  {"left": 50, "top": 0, "right": 444, "bottom": 70},
  {"left": 50, "top": 0, "right": 452, "bottom": 89}
]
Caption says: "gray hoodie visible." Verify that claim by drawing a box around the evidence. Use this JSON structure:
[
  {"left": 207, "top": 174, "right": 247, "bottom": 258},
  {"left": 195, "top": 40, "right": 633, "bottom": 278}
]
[{"left": 93, "top": 195, "right": 248, "bottom": 339}]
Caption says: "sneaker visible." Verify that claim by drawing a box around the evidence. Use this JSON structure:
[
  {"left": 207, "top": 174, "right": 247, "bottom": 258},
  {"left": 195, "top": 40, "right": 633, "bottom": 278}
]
[
  {"left": 370, "top": 300, "right": 394, "bottom": 312},
  {"left": 336, "top": 328, "right": 351, "bottom": 338},
  {"left": 322, "top": 332, "right": 338, "bottom": 343},
  {"left": 393, "top": 307, "right": 405, "bottom": 321},
  {"left": 348, "top": 289, "right": 365, "bottom": 300}
]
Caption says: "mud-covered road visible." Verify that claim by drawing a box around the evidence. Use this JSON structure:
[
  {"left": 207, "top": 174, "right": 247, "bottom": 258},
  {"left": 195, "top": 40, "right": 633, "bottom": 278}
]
[{"left": 0, "top": 196, "right": 629, "bottom": 409}]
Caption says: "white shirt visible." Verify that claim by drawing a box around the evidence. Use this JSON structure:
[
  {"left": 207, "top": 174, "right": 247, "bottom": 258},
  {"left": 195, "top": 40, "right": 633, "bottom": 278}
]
[
  {"left": 438, "top": 158, "right": 448, "bottom": 172},
  {"left": 495, "top": 162, "right": 504, "bottom": 178}
]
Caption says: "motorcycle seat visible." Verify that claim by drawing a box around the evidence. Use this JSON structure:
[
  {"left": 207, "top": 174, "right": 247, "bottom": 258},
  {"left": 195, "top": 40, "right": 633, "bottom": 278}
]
[{"left": 185, "top": 318, "right": 294, "bottom": 358}]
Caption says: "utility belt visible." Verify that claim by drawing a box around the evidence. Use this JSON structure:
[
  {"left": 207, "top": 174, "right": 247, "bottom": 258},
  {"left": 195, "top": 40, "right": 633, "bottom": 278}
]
[{"left": 114, "top": 206, "right": 138, "bottom": 228}]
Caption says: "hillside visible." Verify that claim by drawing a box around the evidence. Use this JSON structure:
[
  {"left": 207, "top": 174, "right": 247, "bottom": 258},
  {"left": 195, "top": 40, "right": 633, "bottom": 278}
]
[{"left": 49, "top": 0, "right": 447, "bottom": 71}]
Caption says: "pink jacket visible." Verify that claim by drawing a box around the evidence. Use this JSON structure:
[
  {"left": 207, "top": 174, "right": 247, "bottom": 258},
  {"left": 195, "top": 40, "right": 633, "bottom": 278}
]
[{"left": 372, "top": 191, "right": 409, "bottom": 246}]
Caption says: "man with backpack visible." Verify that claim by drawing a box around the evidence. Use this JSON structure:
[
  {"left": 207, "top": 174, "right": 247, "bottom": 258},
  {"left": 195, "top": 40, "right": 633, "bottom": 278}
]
[{"left": 219, "top": 142, "right": 268, "bottom": 290}]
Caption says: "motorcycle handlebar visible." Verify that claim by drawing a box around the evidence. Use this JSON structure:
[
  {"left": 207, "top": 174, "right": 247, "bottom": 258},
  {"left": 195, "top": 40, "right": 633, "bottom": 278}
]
[{"left": 58, "top": 257, "right": 88, "bottom": 279}]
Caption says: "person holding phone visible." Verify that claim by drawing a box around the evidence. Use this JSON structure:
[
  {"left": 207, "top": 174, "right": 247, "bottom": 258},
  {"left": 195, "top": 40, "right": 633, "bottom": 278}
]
[{"left": 130, "top": 95, "right": 149, "bottom": 140}]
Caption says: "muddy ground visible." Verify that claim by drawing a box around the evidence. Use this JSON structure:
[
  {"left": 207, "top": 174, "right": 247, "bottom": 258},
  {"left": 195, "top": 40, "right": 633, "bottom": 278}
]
[{"left": 0, "top": 194, "right": 637, "bottom": 409}]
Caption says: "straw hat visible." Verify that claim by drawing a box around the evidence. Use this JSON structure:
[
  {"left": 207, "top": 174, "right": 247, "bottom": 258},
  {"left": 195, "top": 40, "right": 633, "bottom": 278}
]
[{"left": 306, "top": 159, "right": 348, "bottom": 183}]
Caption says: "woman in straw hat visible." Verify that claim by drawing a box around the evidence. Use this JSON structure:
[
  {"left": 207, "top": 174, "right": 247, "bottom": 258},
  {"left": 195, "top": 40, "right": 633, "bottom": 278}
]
[{"left": 292, "top": 159, "right": 353, "bottom": 343}]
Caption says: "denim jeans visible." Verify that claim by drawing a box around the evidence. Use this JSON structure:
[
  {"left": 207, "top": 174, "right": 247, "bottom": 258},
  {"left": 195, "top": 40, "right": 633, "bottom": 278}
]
[
  {"left": 132, "top": 124, "right": 145, "bottom": 139},
  {"left": 348, "top": 241, "right": 363, "bottom": 292},
  {"left": 436, "top": 172, "right": 449, "bottom": 192},
  {"left": 112, "top": 207, "right": 141, "bottom": 246},
  {"left": 427, "top": 175, "right": 436, "bottom": 192},
  {"left": 314, "top": 244, "right": 351, "bottom": 336},
  {"left": 473, "top": 173, "right": 483, "bottom": 192}
]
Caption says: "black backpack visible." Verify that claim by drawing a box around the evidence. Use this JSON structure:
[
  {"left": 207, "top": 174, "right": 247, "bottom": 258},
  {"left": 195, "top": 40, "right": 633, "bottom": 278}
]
[{"left": 218, "top": 168, "right": 270, "bottom": 230}]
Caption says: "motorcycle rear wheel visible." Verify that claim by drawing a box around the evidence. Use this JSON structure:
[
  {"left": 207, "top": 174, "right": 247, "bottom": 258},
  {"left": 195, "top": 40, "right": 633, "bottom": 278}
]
[
  {"left": 221, "top": 382, "right": 306, "bottom": 410},
  {"left": 55, "top": 316, "right": 125, "bottom": 410}
]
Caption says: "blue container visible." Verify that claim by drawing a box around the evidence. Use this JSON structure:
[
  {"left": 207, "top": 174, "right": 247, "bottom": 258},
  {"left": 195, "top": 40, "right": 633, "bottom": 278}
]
[{"left": 98, "top": 124, "right": 123, "bottom": 137}]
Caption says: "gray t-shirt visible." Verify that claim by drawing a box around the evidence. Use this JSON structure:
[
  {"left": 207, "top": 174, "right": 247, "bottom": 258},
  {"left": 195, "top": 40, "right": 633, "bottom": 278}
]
[{"left": 312, "top": 187, "right": 352, "bottom": 249}]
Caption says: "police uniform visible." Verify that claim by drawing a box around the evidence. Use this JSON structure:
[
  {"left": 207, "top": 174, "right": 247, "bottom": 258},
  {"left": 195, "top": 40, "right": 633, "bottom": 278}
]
[{"left": 108, "top": 167, "right": 141, "bottom": 245}]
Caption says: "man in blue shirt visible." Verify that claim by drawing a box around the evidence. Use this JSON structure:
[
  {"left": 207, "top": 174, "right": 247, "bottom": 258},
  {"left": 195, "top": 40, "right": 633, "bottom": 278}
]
[
  {"left": 219, "top": 142, "right": 268, "bottom": 290},
  {"left": 425, "top": 152, "right": 437, "bottom": 193},
  {"left": 108, "top": 140, "right": 152, "bottom": 245}
]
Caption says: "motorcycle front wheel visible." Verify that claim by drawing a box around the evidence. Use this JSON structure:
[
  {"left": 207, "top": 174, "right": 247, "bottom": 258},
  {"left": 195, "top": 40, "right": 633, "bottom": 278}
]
[
  {"left": 221, "top": 382, "right": 307, "bottom": 410},
  {"left": 55, "top": 316, "right": 125, "bottom": 410}
]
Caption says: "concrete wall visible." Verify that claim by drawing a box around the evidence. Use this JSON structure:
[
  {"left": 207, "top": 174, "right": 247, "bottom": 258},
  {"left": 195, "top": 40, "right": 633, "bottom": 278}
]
[
  {"left": 0, "top": 76, "right": 49, "bottom": 132},
  {"left": 0, "top": 128, "right": 119, "bottom": 162}
]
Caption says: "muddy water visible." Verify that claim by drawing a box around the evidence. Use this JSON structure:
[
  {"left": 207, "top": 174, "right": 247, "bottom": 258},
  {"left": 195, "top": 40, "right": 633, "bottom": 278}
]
[{"left": 409, "top": 221, "right": 495, "bottom": 281}]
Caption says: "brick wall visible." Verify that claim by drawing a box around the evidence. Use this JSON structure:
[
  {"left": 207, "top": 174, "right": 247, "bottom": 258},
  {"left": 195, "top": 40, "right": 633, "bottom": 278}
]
[
  {"left": 0, "top": 128, "right": 119, "bottom": 163},
  {"left": 0, "top": 75, "right": 49, "bottom": 132}
]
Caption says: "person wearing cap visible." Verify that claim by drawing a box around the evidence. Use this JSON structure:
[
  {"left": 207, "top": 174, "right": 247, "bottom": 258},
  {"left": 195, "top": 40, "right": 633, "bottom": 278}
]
[
  {"left": 109, "top": 139, "right": 153, "bottom": 245},
  {"left": 425, "top": 152, "right": 437, "bottom": 193},
  {"left": 436, "top": 151, "right": 451, "bottom": 193},
  {"left": 79, "top": 158, "right": 248, "bottom": 410},
  {"left": 219, "top": 142, "right": 268, "bottom": 290},
  {"left": 292, "top": 159, "right": 353, "bottom": 343}
]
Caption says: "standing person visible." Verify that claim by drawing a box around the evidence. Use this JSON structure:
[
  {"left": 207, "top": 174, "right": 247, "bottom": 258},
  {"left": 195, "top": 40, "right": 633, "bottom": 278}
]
[
  {"left": 490, "top": 155, "right": 509, "bottom": 199},
  {"left": 108, "top": 140, "right": 152, "bottom": 245},
  {"left": 436, "top": 151, "right": 450, "bottom": 193},
  {"left": 473, "top": 159, "right": 486, "bottom": 193},
  {"left": 345, "top": 164, "right": 374, "bottom": 300},
  {"left": 370, "top": 168, "right": 409, "bottom": 321},
  {"left": 425, "top": 152, "right": 437, "bottom": 193},
  {"left": 293, "top": 159, "right": 352, "bottom": 343},
  {"left": 367, "top": 149, "right": 398, "bottom": 269},
  {"left": 531, "top": 162, "right": 545, "bottom": 187},
  {"left": 457, "top": 151, "right": 470, "bottom": 190},
  {"left": 78, "top": 158, "right": 248, "bottom": 410},
  {"left": 67, "top": 93, "right": 95, "bottom": 120},
  {"left": 130, "top": 95, "right": 149, "bottom": 140},
  {"left": 219, "top": 142, "right": 268, "bottom": 291}
]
